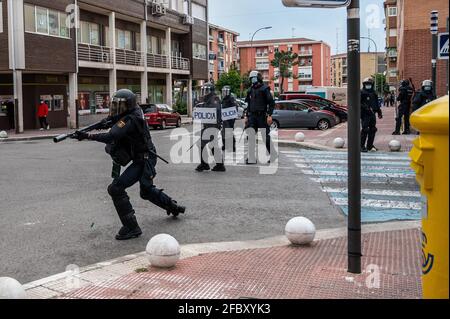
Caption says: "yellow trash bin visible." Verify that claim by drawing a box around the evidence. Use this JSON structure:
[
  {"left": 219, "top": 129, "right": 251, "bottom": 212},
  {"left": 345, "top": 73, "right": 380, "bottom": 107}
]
[{"left": 409, "top": 95, "right": 449, "bottom": 299}]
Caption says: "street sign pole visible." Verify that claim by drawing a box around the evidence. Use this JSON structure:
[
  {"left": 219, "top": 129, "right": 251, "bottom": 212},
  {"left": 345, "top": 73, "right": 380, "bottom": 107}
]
[
  {"left": 347, "top": 0, "right": 362, "bottom": 274},
  {"left": 431, "top": 11, "right": 439, "bottom": 97}
]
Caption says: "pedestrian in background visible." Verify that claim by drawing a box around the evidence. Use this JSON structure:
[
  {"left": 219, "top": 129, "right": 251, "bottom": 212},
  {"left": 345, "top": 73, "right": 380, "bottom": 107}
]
[
  {"left": 37, "top": 100, "right": 50, "bottom": 131},
  {"left": 360, "top": 77, "right": 382, "bottom": 152},
  {"left": 393, "top": 79, "right": 414, "bottom": 135},
  {"left": 389, "top": 92, "right": 395, "bottom": 107}
]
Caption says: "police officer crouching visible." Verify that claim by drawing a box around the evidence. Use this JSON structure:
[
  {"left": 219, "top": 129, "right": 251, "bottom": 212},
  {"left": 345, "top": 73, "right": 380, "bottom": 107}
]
[
  {"left": 244, "top": 71, "right": 276, "bottom": 164},
  {"left": 412, "top": 80, "right": 436, "bottom": 112},
  {"left": 195, "top": 82, "right": 225, "bottom": 172},
  {"left": 361, "top": 77, "right": 383, "bottom": 153},
  {"left": 393, "top": 79, "right": 414, "bottom": 135},
  {"left": 72, "top": 89, "right": 185, "bottom": 240}
]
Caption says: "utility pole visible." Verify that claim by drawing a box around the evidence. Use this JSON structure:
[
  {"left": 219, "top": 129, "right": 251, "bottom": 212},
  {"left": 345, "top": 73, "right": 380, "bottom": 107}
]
[
  {"left": 347, "top": 0, "right": 362, "bottom": 274},
  {"left": 431, "top": 11, "right": 438, "bottom": 97}
]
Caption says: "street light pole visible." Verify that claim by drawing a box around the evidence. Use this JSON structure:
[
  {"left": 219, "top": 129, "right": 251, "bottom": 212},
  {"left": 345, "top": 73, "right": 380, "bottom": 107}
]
[
  {"left": 347, "top": 0, "right": 362, "bottom": 274},
  {"left": 361, "top": 36, "right": 379, "bottom": 94},
  {"left": 250, "top": 26, "right": 273, "bottom": 48}
]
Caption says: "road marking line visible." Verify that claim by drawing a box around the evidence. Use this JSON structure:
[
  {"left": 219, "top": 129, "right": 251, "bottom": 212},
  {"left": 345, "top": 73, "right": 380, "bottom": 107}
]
[
  {"left": 310, "top": 177, "right": 409, "bottom": 185},
  {"left": 322, "top": 187, "right": 422, "bottom": 197},
  {"left": 301, "top": 169, "right": 415, "bottom": 178},
  {"left": 331, "top": 197, "right": 421, "bottom": 210},
  {"left": 291, "top": 159, "right": 411, "bottom": 166},
  {"left": 287, "top": 154, "right": 410, "bottom": 161}
]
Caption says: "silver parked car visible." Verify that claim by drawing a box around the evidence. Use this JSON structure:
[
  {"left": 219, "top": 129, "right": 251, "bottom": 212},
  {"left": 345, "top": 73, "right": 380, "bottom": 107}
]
[{"left": 271, "top": 100, "right": 338, "bottom": 130}]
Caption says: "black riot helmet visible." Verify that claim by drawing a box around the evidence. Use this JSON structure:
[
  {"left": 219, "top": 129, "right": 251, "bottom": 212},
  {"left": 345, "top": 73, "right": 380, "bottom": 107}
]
[
  {"left": 422, "top": 80, "right": 433, "bottom": 92},
  {"left": 400, "top": 79, "right": 410, "bottom": 88},
  {"left": 222, "top": 85, "right": 231, "bottom": 98},
  {"left": 201, "top": 82, "right": 215, "bottom": 99},
  {"left": 110, "top": 89, "right": 137, "bottom": 117},
  {"left": 362, "top": 77, "right": 375, "bottom": 90}
]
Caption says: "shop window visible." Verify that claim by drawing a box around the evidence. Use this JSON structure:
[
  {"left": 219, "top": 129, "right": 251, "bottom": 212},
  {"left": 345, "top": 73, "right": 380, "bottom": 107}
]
[{"left": 53, "top": 95, "right": 64, "bottom": 111}]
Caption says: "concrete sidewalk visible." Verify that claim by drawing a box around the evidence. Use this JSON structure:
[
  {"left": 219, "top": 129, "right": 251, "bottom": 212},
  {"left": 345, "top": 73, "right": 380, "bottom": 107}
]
[
  {"left": 24, "top": 220, "right": 422, "bottom": 299},
  {"left": 277, "top": 106, "right": 416, "bottom": 152},
  {"left": 0, "top": 116, "right": 193, "bottom": 143}
]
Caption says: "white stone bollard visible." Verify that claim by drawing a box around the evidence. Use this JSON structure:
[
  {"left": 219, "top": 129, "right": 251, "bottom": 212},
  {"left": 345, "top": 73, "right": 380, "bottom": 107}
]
[
  {"left": 295, "top": 132, "right": 305, "bottom": 142},
  {"left": 389, "top": 140, "right": 401, "bottom": 152},
  {"left": 0, "top": 277, "right": 27, "bottom": 299},
  {"left": 285, "top": 217, "right": 316, "bottom": 245},
  {"left": 0, "top": 131, "right": 8, "bottom": 139},
  {"left": 146, "top": 234, "right": 180, "bottom": 268},
  {"left": 333, "top": 137, "right": 345, "bottom": 149}
]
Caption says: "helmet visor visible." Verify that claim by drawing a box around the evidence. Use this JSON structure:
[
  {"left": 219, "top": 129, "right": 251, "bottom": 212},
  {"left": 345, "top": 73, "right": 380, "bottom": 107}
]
[
  {"left": 110, "top": 98, "right": 128, "bottom": 116},
  {"left": 222, "top": 86, "right": 231, "bottom": 97},
  {"left": 201, "top": 86, "right": 214, "bottom": 97}
]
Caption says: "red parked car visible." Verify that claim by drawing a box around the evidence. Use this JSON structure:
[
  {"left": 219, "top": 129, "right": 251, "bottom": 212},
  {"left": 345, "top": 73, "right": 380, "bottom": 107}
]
[{"left": 141, "top": 104, "right": 182, "bottom": 130}]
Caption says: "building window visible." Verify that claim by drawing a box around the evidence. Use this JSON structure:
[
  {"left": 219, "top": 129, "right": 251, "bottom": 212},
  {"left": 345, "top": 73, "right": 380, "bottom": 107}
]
[
  {"left": 192, "top": 3, "right": 206, "bottom": 21},
  {"left": 388, "top": 7, "right": 397, "bottom": 17},
  {"left": 193, "top": 43, "right": 207, "bottom": 60},
  {"left": 24, "top": 4, "right": 70, "bottom": 39},
  {"left": 116, "top": 29, "right": 132, "bottom": 50},
  {"left": 79, "top": 21, "right": 100, "bottom": 45},
  {"left": 389, "top": 28, "right": 397, "bottom": 37},
  {"left": 0, "top": 1, "right": 2, "bottom": 33}
]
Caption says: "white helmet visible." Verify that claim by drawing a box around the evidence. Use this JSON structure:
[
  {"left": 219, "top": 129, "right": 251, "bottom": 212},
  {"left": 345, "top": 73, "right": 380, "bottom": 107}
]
[
  {"left": 249, "top": 70, "right": 262, "bottom": 84},
  {"left": 422, "top": 80, "right": 433, "bottom": 89}
]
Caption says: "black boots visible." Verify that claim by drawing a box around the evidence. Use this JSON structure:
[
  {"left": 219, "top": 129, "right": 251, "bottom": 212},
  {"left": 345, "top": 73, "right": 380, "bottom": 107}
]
[
  {"left": 212, "top": 163, "right": 226, "bottom": 172},
  {"left": 195, "top": 162, "right": 210, "bottom": 172},
  {"left": 116, "top": 214, "right": 142, "bottom": 240},
  {"left": 166, "top": 200, "right": 186, "bottom": 218}
]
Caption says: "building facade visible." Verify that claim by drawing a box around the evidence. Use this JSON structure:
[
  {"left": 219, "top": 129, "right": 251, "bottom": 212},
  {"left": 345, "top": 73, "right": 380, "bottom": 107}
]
[
  {"left": 387, "top": 0, "right": 449, "bottom": 96},
  {"left": 384, "top": 0, "right": 399, "bottom": 90},
  {"left": 331, "top": 52, "right": 387, "bottom": 88},
  {"left": 237, "top": 38, "right": 331, "bottom": 94},
  {"left": 0, "top": 0, "right": 209, "bottom": 132},
  {"left": 208, "top": 24, "right": 239, "bottom": 83}
]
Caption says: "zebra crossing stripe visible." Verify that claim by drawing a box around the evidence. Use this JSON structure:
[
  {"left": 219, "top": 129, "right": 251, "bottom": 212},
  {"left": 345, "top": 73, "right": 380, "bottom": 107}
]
[
  {"left": 298, "top": 150, "right": 408, "bottom": 157},
  {"left": 305, "top": 164, "right": 412, "bottom": 171},
  {"left": 287, "top": 154, "right": 410, "bottom": 161},
  {"left": 301, "top": 169, "right": 415, "bottom": 178},
  {"left": 331, "top": 197, "right": 421, "bottom": 210},
  {"left": 290, "top": 158, "right": 411, "bottom": 166},
  {"left": 322, "top": 187, "right": 421, "bottom": 198},
  {"left": 310, "top": 177, "right": 409, "bottom": 185}
]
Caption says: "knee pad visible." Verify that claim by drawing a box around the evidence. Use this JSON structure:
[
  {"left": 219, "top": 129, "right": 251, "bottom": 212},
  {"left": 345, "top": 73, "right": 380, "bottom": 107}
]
[
  {"left": 140, "top": 185, "right": 159, "bottom": 201},
  {"left": 107, "top": 182, "right": 125, "bottom": 198}
]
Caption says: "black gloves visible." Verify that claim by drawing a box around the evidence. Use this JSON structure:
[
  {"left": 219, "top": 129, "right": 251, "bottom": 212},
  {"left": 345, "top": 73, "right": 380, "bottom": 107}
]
[{"left": 72, "top": 131, "right": 89, "bottom": 141}]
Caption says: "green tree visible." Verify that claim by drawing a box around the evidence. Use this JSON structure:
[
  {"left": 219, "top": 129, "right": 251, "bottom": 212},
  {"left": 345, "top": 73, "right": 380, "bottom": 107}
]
[
  {"left": 372, "top": 73, "right": 389, "bottom": 95},
  {"left": 271, "top": 50, "right": 299, "bottom": 94},
  {"left": 215, "top": 68, "right": 243, "bottom": 96}
]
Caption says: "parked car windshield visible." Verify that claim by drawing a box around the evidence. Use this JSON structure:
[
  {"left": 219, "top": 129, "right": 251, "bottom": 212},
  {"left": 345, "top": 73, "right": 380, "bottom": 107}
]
[{"left": 143, "top": 105, "right": 157, "bottom": 113}]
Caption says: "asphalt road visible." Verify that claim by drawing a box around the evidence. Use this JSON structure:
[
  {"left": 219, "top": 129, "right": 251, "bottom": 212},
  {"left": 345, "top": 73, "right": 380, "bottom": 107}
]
[{"left": 0, "top": 124, "right": 344, "bottom": 283}]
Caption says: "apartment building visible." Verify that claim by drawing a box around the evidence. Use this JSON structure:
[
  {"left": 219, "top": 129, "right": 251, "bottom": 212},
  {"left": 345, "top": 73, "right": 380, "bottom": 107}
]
[
  {"left": 384, "top": 0, "right": 399, "bottom": 90},
  {"left": 387, "top": 0, "right": 449, "bottom": 96},
  {"left": 208, "top": 24, "right": 239, "bottom": 83},
  {"left": 0, "top": 0, "right": 209, "bottom": 132},
  {"left": 331, "top": 52, "right": 387, "bottom": 88},
  {"left": 238, "top": 38, "right": 331, "bottom": 94}
]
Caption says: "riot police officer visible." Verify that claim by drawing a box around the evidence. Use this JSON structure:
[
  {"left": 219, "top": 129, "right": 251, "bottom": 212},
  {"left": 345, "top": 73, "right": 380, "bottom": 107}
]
[
  {"left": 72, "top": 89, "right": 185, "bottom": 240},
  {"left": 361, "top": 77, "right": 383, "bottom": 153},
  {"left": 221, "top": 85, "right": 238, "bottom": 154},
  {"left": 195, "top": 82, "right": 224, "bottom": 172},
  {"left": 412, "top": 80, "right": 436, "bottom": 112},
  {"left": 393, "top": 79, "right": 414, "bottom": 135},
  {"left": 244, "top": 71, "right": 276, "bottom": 164}
]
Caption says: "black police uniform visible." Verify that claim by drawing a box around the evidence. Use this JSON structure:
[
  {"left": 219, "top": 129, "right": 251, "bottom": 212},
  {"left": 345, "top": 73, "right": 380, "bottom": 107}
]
[
  {"left": 221, "top": 94, "right": 238, "bottom": 153},
  {"left": 412, "top": 89, "right": 436, "bottom": 112},
  {"left": 245, "top": 82, "right": 276, "bottom": 162},
  {"left": 196, "top": 92, "right": 223, "bottom": 171},
  {"left": 78, "top": 107, "right": 185, "bottom": 240},
  {"left": 361, "top": 86, "right": 382, "bottom": 152},
  {"left": 394, "top": 83, "right": 414, "bottom": 134}
]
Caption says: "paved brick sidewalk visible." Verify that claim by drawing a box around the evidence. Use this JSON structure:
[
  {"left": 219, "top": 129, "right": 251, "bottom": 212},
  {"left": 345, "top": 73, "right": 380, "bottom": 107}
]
[
  {"left": 57, "top": 228, "right": 421, "bottom": 299},
  {"left": 277, "top": 106, "right": 416, "bottom": 152}
]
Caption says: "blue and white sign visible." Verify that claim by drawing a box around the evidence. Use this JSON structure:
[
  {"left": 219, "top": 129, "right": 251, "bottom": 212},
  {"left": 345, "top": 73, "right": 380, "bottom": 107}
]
[
  {"left": 221, "top": 107, "right": 238, "bottom": 121},
  {"left": 193, "top": 107, "right": 217, "bottom": 124},
  {"left": 438, "top": 32, "right": 449, "bottom": 60}
]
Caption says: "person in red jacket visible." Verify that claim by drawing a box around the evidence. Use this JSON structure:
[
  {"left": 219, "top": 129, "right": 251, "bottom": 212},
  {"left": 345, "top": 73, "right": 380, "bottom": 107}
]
[{"left": 37, "top": 100, "right": 50, "bottom": 130}]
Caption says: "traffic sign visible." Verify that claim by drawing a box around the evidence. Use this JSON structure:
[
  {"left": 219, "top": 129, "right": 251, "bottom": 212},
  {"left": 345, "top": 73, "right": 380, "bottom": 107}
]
[
  {"left": 282, "top": 0, "right": 351, "bottom": 7},
  {"left": 438, "top": 32, "right": 449, "bottom": 60}
]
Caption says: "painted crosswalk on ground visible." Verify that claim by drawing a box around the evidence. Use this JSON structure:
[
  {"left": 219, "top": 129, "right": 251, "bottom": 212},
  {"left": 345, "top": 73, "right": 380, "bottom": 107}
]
[{"left": 281, "top": 149, "right": 423, "bottom": 223}]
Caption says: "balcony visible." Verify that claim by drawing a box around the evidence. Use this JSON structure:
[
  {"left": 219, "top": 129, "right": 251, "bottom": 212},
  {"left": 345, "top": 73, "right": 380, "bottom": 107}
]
[
  {"left": 255, "top": 63, "right": 270, "bottom": 71},
  {"left": 298, "top": 76, "right": 313, "bottom": 81},
  {"left": 218, "top": 51, "right": 224, "bottom": 59},
  {"left": 209, "top": 35, "right": 214, "bottom": 42},
  {"left": 116, "top": 49, "right": 144, "bottom": 67},
  {"left": 78, "top": 44, "right": 112, "bottom": 64},
  {"left": 298, "top": 50, "right": 313, "bottom": 56},
  {"left": 171, "top": 56, "right": 190, "bottom": 71},
  {"left": 147, "top": 53, "right": 170, "bottom": 69},
  {"left": 255, "top": 52, "right": 269, "bottom": 58}
]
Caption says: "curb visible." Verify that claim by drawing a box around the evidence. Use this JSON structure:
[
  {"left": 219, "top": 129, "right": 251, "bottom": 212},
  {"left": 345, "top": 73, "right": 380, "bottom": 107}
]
[
  {"left": 0, "top": 121, "right": 194, "bottom": 143},
  {"left": 276, "top": 139, "right": 346, "bottom": 152},
  {"left": 23, "top": 220, "right": 421, "bottom": 299}
]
